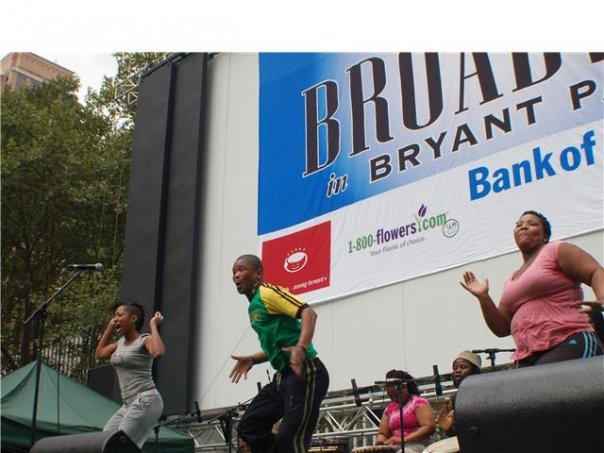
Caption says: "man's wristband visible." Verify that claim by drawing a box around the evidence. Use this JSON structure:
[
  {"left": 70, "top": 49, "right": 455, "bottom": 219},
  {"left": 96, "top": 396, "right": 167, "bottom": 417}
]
[{"left": 297, "top": 344, "right": 308, "bottom": 354}]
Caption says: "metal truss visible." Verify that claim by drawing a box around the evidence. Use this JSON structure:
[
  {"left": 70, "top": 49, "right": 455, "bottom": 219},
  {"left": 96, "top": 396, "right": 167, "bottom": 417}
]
[
  {"left": 171, "top": 382, "right": 458, "bottom": 452},
  {"left": 112, "top": 53, "right": 172, "bottom": 106},
  {"left": 313, "top": 397, "right": 387, "bottom": 451},
  {"left": 113, "top": 72, "right": 143, "bottom": 106},
  {"left": 166, "top": 363, "right": 512, "bottom": 451},
  {"left": 113, "top": 52, "right": 218, "bottom": 106}
]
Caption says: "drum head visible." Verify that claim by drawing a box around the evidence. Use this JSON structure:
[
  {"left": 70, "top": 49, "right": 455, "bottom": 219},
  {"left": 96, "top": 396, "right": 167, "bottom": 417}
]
[
  {"left": 422, "top": 436, "right": 460, "bottom": 453},
  {"left": 352, "top": 446, "right": 397, "bottom": 453}
]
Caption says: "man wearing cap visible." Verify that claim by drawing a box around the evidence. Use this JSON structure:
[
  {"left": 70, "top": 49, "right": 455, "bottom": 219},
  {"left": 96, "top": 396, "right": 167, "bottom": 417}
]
[{"left": 437, "top": 351, "right": 481, "bottom": 437}]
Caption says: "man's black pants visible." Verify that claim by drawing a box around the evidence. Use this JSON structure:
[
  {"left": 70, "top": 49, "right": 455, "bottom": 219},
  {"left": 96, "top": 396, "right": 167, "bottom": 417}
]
[{"left": 237, "top": 357, "right": 329, "bottom": 453}]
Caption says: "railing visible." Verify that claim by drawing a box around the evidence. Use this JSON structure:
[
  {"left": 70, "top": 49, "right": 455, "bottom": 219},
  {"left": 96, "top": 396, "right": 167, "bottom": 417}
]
[{"left": 3, "top": 330, "right": 100, "bottom": 383}]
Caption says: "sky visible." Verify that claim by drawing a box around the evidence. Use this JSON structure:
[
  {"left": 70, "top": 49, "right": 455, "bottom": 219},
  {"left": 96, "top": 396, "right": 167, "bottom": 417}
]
[
  {"left": 2, "top": 1, "right": 602, "bottom": 104},
  {"left": 0, "top": 50, "right": 118, "bottom": 104},
  {"left": 37, "top": 54, "right": 118, "bottom": 103}
]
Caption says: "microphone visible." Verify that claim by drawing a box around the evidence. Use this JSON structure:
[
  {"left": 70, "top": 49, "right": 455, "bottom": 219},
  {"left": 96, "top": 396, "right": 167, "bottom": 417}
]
[
  {"left": 351, "top": 378, "right": 362, "bottom": 407},
  {"left": 374, "top": 378, "right": 406, "bottom": 385},
  {"left": 66, "top": 263, "right": 104, "bottom": 271},
  {"left": 194, "top": 400, "right": 202, "bottom": 423},
  {"left": 472, "top": 348, "right": 516, "bottom": 354},
  {"left": 433, "top": 364, "right": 443, "bottom": 397},
  {"left": 472, "top": 348, "right": 516, "bottom": 367}
]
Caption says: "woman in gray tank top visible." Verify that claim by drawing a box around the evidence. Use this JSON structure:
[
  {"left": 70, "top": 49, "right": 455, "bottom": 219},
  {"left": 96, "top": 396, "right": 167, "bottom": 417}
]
[{"left": 95, "top": 302, "right": 165, "bottom": 448}]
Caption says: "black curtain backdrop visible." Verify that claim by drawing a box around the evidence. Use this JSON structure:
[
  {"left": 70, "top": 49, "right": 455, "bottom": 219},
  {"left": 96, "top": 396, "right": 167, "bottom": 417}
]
[{"left": 120, "top": 53, "right": 208, "bottom": 415}]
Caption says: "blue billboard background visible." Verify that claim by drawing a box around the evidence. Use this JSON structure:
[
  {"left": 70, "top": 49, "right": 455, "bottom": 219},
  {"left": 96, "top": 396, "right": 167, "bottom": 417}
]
[{"left": 259, "top": 53, "right": 603, "bottom": 235}]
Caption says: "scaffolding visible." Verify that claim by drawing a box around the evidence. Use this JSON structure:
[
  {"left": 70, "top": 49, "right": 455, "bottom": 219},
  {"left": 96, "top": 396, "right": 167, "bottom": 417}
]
[
  {"left": 113, "top": 52, "right": 218, "bottom": 106},
  {"left": 163, "top": 365, "right": 510, "bottom": 452},
  {"left": 112, "top": 53, "right": 174, "bottom": 106}
]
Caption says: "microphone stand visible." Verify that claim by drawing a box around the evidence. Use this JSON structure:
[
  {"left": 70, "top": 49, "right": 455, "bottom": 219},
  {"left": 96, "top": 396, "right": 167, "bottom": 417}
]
[
  {"left": 218, "top": 409, "right": 236, "bottom": 453},
  {"left": 433, "top": 365, "right": 443, "bottom": 399},
  {"left": 153, "top": 403, "right": 202, "bottom": 453},
  {"left": 396, "top": 381, "right": 405, "bottom": 452},
  {"left": 23, "top": 270, "right": 84, "bottom": 447},
  {"left": 473, "top": 348, "right": 516, "bottom": 367},
  {"left": 207, "top": 398, "right": 253, "bottom": 453}
]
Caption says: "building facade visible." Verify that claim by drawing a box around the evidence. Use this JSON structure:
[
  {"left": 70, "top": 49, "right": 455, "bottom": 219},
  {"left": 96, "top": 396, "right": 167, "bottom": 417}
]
[{"left": 1, "top": 52, "right": 73, "bottom": 92}]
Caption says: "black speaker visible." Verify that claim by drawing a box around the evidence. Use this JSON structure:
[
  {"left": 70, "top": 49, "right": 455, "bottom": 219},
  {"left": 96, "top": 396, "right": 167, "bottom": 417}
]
[
  {"left": 30, "top": 430, "right": 141, "bottom": 453},
  {"left": 87, "top": 364, "right": 121, "bottom": 403},
  {"left": 456, "top": 356, "right": 604, "bottom": 453}
]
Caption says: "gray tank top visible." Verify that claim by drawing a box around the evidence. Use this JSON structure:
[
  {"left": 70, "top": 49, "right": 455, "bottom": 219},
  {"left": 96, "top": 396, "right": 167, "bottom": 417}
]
[{"left": 110, "top": 333, "right": 155, "bottom": 401}]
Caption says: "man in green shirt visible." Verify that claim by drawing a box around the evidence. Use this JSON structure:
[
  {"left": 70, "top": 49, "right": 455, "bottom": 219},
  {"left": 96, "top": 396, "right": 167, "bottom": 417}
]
[{"left": 230, "top": 254, "right": 329, "bottom": 452}]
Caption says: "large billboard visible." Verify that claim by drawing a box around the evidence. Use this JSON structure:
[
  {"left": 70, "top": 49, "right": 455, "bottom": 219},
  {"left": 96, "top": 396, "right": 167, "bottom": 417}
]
[{"left": 258, "top": 53, "right": 603, "bottom": 302}]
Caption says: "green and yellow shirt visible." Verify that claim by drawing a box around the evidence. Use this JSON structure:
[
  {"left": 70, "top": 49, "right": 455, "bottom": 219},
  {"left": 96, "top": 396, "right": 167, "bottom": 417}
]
[{"left": 249, "top": 283, "right": 318, "bottom": 371}]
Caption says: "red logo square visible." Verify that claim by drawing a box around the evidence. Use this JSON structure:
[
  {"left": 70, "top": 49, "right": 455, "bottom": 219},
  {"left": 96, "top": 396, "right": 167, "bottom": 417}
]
[{"left": 262, "top": 221, "right": 331, "bottom": 295}]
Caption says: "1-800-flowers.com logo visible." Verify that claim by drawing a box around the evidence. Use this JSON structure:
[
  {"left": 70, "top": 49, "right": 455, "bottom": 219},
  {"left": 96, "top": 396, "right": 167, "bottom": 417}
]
[
  {"left": 348, "top": 204, "right": 459, "bottom": 253},
  {"left": 375, "top": 204, "right": 459, "bottom": 244},
  {"left": 442, "top": 218, "right": 460, "bottom": 238},
  {"left": 412, "top": 204, "right": 459, "bottom": 238}
]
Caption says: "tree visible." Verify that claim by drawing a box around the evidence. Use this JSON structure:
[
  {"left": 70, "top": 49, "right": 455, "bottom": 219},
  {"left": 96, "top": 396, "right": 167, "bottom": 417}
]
[
  {"left": 1, "top": 52, "right": 164, "bottom": 381},
  {"left": 86, "top": 52, "right": 166, "bottom": 126},
  {"left": 1, "top": 76, "right": 127, "bottom": 377}
]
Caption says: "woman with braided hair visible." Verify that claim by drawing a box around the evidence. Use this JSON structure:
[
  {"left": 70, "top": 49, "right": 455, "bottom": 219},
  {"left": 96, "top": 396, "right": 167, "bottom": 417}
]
[{"left": 375, "top": 369, "right": 435, "bottom": 452}]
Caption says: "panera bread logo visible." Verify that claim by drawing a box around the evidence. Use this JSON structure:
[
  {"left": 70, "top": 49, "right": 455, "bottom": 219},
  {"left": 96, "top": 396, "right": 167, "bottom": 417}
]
[
  {"left": 283, "top": 249, "right": 308, "bottom": 273},
  {"left": 262, "top": 221, "right": 331, "bottom": 295}
]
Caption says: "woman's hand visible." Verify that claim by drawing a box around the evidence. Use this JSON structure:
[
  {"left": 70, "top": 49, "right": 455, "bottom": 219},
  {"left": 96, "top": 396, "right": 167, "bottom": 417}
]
[
  {"left": 95, "top": 316, "right": 118, "bottom": 360},
  {"left": 149, "top": 311, "right": 164, "bottom": 327},
  {"left": 385, "top": 436, "right": 401, "bottom": 445},
  {"left": 437, "top": 400, "right": 452, "bottom": 428},
  {"left": 460, "top": 271, "right": 489, "bottom": 298},
  {"left": 580, "top": 301, "right": 604, "bottom": 315},
  {"left": 145, "top": 311, "right": 166, "bottom": 358}
]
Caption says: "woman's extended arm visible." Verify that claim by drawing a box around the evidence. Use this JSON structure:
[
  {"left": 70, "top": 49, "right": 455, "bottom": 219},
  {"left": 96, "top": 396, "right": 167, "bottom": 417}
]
[
  {"left": 460, "top": 271, "right": 511, "bottom": 337},
  {"left": 95, "top": 319, "right": 117, "bottom": 360},
  {"left": 558, "top": 242, "right": 604, "bottom": 301},
  {"left": 144, "top": 311, "right": 166, "bottom": 358}
]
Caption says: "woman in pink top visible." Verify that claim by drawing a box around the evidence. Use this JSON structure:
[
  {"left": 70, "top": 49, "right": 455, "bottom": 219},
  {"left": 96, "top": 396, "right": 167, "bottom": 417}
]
[
  {"left": 461, "top": 211, "right": 603, "bottom": 367},
  {"left": 375, "top": 369, "right": 435, "bottom": 452}
]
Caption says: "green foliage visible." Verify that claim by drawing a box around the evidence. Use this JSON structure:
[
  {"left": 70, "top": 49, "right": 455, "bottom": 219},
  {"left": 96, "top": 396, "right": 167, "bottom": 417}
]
[
  {"left": 86, "top": 52, "right": 166, "bottom": 126},
  {"left": 0, "top": 54, "right": 160, "bottom": 380}
]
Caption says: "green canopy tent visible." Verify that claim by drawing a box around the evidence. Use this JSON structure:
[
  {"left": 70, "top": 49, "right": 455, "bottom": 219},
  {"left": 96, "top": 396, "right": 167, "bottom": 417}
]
[{"left": 1, "top": 362, "right": 194, "bottom": 452}]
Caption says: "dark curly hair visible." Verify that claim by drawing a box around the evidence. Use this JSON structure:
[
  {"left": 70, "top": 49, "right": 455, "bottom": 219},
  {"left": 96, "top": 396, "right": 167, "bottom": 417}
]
[
  {"left": 521, "top": 210, "right": 552, "bottom": 242},
  {"left": 385, "top": 369, "right": 420, "bottom": 396},
  {"left": 110, "top": 301, "right": 145, "bottom": 332}
]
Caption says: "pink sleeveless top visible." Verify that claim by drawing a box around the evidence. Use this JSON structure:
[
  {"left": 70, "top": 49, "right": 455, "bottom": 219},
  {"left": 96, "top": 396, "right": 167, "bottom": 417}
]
[
  {"left": 500, "top": 241, "right": 592, "bottom": 360},
  {"left": 384, "top": 394, "right": 429, "bottom": 438}
]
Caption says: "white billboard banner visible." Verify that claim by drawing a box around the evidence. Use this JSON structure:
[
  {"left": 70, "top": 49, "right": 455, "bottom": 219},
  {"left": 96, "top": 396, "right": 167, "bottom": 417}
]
[{"left": 258, "top": 53, "right": 603, "bottom": 302}]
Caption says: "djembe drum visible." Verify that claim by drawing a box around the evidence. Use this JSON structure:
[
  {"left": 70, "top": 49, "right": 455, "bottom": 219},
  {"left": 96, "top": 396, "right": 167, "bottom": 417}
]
[
  {"left": 422, "top": 436, "right": 460, "bottom": 453},
  {"left": 352, "top": 446, "right": 397, "bottom": 453},
  {"left": 309, "top": 438, "right": 348, "bottom": 452}
]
